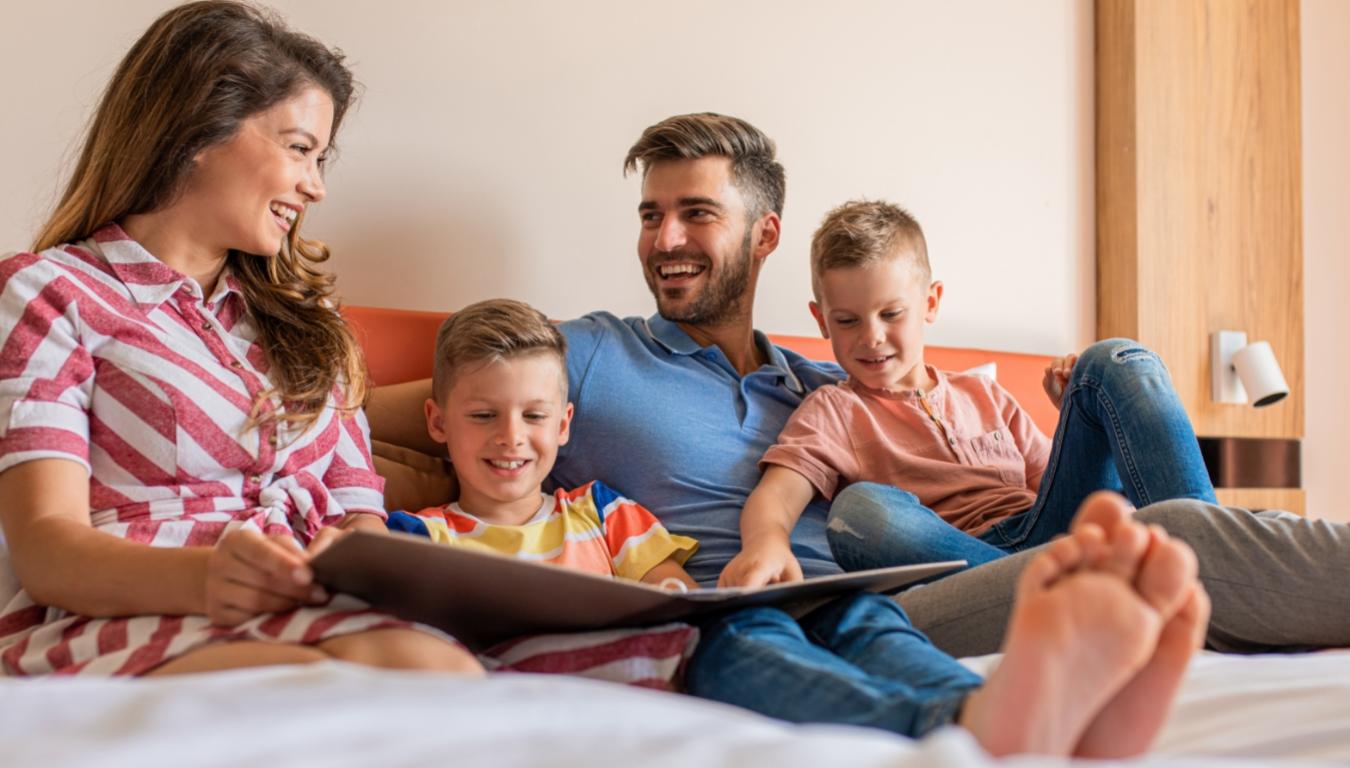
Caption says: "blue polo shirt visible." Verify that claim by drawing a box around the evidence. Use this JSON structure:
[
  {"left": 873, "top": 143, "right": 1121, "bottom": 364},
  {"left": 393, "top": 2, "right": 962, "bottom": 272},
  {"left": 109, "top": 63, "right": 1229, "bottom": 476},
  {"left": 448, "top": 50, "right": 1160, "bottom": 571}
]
[{"left": 549, "top": 312, "right": 845, "bottom": 586}]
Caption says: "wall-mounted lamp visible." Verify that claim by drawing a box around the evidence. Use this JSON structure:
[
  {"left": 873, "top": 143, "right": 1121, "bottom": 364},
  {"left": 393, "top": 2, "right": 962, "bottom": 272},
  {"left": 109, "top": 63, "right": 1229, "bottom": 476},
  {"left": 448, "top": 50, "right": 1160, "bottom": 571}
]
[{"left": 1211, "top": 330, "right": 1289, "bottom": 407}]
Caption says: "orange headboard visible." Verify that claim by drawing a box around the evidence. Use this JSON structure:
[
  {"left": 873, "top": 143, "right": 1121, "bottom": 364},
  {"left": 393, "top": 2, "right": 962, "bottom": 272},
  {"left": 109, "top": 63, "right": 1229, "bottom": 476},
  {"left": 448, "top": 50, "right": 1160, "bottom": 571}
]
[{"left": 342, "top": 305, "right": 1059, "bottom": 435}]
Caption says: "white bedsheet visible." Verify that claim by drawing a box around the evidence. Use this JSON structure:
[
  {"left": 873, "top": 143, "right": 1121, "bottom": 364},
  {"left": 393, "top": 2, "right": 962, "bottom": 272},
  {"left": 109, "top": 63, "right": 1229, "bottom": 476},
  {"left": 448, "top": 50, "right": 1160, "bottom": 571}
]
[{"left": 1, "top": 651, "right": 1347, "bottom": 767}]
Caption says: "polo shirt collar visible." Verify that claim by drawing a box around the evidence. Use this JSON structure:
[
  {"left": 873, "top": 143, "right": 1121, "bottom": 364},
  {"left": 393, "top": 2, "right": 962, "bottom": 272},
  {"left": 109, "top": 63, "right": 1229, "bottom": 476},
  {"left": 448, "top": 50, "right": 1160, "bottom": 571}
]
[
  {"left": 91, "top": 223, "right": 240, "bottom": 310},
  {"left": 645, "top": 314, "right": 805, "bottom": 394},
  {"left": 646, "top": 314, "right": 704, "bottom": 356}
]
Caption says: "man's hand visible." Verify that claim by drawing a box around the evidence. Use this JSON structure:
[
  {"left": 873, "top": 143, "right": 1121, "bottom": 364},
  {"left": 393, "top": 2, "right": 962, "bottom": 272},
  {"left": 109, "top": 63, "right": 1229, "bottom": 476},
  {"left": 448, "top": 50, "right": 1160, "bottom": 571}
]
[
  {"left": 718, "top": 540, "right": 804, "bottom": 589},
  {"left": 1041, "top": 353, "right": 1079, "bottom": 410}
]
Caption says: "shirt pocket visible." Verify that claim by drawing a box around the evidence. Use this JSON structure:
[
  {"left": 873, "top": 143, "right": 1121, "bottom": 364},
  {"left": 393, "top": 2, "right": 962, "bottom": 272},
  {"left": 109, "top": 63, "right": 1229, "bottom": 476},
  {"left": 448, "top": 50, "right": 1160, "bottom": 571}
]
[{"left": 967, "top": 427, "right": 1026, "bottom": 487}]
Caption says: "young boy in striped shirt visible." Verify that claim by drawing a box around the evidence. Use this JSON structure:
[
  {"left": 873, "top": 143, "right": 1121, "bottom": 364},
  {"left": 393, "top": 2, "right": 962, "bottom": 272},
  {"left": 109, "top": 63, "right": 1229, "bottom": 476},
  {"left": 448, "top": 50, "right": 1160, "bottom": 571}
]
[{"left": 387, "top": 298, "right": 699, "bottom": 591}]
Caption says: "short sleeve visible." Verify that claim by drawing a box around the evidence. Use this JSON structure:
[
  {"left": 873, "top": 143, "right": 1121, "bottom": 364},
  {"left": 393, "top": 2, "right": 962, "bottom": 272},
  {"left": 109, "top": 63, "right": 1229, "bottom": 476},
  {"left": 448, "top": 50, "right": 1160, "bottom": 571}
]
[
  {"left": 0, "top": 254, "right": 95, "bottom": 475},
  {"left": 758, "top": 387, "right": 859, "bottom": 500},
  {"left": 589, "top": 481, "right": 698, "bottom": 581},
  {"left": 323, "top": 405, "right": 387, "bottom": 519},
  {"left": 558, "top": 314, "right": 607, "bottom": 404},
  {"left": 387, "top": 507, "right": 469, "bottom": 544}
]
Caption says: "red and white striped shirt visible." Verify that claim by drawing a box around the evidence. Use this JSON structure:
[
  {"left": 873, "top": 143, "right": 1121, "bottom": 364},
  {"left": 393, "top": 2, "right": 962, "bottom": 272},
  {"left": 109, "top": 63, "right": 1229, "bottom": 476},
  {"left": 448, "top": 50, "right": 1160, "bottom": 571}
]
[{"left": 0, "top": 224, "right": 413, "bottom": 676}]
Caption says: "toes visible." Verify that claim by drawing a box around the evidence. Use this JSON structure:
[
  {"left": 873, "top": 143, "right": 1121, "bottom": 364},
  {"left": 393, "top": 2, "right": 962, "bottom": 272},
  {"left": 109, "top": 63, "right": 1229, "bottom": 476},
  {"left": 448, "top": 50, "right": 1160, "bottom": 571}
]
[
  {"left": 1134, "top": 528, "right": 1199, "bottom": 618},
  {"left": 1101, "top": 520, "right": 1150, "bottom": 581},
  {"left": 1018, "top": 548, "right": 1067, "bottom": 599},
  {"left": 1019, "top": 526, "right": 1104, "bottom": 598},
  {"left": 1071, "top": 491, "right": 1133, "bottom": 537},
  {"left": 1178, "top": 584, "right": 1212, "bottom": 647},
  {"left": 1065, "top": 523, "right": 1115, "bottom": 570}
]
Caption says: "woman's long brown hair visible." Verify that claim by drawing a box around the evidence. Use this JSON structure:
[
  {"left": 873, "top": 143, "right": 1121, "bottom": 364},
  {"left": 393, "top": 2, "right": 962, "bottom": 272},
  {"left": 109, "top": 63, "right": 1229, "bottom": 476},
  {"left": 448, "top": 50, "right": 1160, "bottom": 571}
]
[{"left": 34, "top": 0, "right": 365, "bottom": 430}]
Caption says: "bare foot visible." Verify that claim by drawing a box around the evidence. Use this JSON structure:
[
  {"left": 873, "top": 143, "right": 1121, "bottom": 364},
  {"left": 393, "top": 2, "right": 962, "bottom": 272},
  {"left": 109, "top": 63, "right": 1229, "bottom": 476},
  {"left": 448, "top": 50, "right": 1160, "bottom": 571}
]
[
  {"left": 959, "top": 522, "right": 1159, "bottom": 756},
  {"left": 1072, "top": 497, "right": 1209, "bottom": 758}
]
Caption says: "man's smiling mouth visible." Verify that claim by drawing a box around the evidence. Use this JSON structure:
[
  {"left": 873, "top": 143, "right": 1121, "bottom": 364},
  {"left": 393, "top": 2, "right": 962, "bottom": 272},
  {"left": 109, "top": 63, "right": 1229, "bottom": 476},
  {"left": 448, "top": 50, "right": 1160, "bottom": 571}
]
[{"left": 656, "top": 263, "right": 707, "bottom": 279}]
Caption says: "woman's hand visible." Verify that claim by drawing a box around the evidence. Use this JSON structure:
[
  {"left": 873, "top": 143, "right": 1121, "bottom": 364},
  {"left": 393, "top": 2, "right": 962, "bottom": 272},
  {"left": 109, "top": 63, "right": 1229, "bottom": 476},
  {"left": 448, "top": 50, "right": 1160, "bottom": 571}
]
[
  {"left": 1041, "top": 353, "right": 1079, "bottom": 410},
  {"left": 204, "top": 529, "right": 328, "bottom": 627},
  {"left": 718, "top": 539, "right": 804, "bottom": 589}
]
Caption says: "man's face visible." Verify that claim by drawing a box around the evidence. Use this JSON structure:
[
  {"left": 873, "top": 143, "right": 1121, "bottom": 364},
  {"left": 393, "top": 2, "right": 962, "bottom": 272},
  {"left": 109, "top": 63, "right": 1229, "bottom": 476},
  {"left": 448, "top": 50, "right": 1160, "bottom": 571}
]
[{"left": 637, "top": 157, "right": 757, "bottom": 326}]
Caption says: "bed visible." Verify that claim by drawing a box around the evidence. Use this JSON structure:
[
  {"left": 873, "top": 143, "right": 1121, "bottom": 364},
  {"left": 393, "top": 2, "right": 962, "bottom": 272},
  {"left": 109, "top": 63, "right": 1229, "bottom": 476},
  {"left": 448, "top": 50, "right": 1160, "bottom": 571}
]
[
  {"left": 3, "top": 651, "right": 1349, "bottom": 766},
  {"left": 2, "top": 305, "right": 1346, "bottom": 766}
]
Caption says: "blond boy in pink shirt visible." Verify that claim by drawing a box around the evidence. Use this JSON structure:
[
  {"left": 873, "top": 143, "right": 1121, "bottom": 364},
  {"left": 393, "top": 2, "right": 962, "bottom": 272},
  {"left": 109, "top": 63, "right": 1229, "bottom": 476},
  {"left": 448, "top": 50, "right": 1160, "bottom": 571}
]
[{"left": 721, "top": 200, "right": 1217, "bottom": 587}]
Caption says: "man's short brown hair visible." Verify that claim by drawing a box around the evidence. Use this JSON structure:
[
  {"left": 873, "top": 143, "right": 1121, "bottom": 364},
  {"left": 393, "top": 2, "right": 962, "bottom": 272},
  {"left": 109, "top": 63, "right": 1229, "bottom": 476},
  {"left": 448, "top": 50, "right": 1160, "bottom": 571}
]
[
  {"left": 624, "top": 112, "right": 786, "bottom": 219},
  {"left": 810, "top": 200, "right": 931, "bottom": 300},
  {"left": 431, "top": 299, "right": 567, "bottom": 401}
]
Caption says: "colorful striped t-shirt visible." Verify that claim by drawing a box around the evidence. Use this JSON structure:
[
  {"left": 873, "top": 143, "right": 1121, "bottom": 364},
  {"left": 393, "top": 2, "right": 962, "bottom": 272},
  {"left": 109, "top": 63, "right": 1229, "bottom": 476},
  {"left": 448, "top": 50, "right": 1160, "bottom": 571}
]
[{"left": 388, "top": 481, "right": 698, "bottom": 581}]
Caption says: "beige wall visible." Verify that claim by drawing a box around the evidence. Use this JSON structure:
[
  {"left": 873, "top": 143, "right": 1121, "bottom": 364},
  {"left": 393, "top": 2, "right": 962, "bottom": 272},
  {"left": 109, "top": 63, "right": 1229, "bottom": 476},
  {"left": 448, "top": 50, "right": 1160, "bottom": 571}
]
[
  {"left": 0, "top": 0, "right": 1094, "bottom": 354},
  {"left": 1302, "top": 0, "right": 1350, "bottom": 522},
  {"left": 2, "top": 1, "right": 1342, "bottom": 518}
]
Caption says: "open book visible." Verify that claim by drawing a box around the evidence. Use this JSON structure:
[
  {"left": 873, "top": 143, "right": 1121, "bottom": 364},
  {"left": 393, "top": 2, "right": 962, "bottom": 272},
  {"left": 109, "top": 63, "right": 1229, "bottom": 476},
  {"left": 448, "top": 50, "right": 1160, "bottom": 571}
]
[{"left": 311, "top": 530, "right": 964, "bottom": 650}]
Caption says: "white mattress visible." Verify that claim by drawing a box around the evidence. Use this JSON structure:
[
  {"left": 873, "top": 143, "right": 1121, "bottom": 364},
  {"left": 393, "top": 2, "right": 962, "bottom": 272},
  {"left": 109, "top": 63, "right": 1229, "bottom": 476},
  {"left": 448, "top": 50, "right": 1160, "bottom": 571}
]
[{"left": 1, "top": 651, "right": 1347, "bottom": 767}]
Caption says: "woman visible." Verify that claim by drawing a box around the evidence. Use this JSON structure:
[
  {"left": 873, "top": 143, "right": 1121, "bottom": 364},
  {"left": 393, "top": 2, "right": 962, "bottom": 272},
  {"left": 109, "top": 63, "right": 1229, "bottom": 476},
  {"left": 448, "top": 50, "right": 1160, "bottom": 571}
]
[{"left": 0, "top": 1, "right": 480, "bottom": 677}]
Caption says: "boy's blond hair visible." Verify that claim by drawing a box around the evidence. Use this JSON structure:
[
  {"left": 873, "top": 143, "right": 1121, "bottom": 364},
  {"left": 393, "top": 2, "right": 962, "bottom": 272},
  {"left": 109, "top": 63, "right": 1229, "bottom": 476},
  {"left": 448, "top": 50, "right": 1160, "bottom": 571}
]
[
  {"left": 431, "top": 299, "right": 567, "bottom": 401},
  {"left": 810, "top": 200, "right": 931, "bottom": 301}
]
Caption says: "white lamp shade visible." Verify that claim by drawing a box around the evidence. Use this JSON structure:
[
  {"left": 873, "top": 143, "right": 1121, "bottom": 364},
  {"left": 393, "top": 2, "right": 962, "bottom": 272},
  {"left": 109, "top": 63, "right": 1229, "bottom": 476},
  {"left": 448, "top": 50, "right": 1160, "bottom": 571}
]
[{"left": 1231, "top": 341, "right": 1289, "bottom": 407}]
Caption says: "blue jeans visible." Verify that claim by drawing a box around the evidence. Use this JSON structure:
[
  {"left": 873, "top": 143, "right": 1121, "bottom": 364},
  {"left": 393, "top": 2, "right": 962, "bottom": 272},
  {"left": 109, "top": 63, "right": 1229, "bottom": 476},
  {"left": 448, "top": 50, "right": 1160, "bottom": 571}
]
[
  {"left": 684, "top": 592, "right": 982, "bottom": 737},
  {"left": 826, "top": 339, "right": 1218, "bottom": 573}
]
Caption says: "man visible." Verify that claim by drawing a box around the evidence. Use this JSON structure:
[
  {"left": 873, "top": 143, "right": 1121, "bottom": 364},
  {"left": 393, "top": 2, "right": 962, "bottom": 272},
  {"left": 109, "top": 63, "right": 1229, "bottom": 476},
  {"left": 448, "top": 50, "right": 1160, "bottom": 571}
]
[
  {"left": 550, "top": 114, "right": 839, "bottom": 586},
  {"left": 549, "top": 112, "right": 1348, "bottom": 660},
  {"left": 547, "top": 113, "right": 1208, "bottom": 755}
]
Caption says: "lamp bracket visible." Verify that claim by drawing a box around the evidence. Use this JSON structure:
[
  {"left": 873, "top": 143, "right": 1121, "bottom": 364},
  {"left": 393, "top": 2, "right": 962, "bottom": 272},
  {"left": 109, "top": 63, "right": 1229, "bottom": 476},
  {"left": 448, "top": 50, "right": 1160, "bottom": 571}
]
[{"left": 1211, "top": 330, "right": 1248, "bottom": 404}]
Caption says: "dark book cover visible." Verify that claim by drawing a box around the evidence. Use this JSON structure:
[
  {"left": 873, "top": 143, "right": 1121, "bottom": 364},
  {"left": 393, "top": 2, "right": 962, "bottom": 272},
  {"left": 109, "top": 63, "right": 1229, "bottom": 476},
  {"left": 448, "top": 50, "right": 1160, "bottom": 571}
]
[{"left": 313, "top": 530, "right": 963, "bottom": 650}]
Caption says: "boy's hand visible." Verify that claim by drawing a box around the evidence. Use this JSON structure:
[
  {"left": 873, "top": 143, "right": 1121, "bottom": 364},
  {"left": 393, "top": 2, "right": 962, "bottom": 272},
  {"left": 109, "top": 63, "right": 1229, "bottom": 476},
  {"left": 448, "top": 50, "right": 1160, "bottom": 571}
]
[
  {"left": 305, "top": 526, "right": 349, "bottom": 559},
  {"left": 305, "top": 512, "right": 388, "bottom": 559},
  {"left": 1041, "top": 353, "right": 1078, "bottom": 410},
  {"left": 717, "top": 540, "right": 804, "bottom": 589}
]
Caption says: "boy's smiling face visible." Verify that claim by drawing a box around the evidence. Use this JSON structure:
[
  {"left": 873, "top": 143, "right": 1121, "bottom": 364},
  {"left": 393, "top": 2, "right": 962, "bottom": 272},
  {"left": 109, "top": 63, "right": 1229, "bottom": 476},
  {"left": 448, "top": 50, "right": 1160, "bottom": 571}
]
[
  {"left": 424, "top": 352, "right": 573, "bottom": 523},
  {"left": 810, "top": 252, "right": 943, "bottom": 393}
]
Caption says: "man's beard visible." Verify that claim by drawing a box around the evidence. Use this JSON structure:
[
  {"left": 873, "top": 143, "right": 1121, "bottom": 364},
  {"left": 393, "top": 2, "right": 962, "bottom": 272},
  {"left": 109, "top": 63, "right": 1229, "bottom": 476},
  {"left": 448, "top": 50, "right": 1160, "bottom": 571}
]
[{"left": 646, "top": 228, "right": 753, "bottom": 326}]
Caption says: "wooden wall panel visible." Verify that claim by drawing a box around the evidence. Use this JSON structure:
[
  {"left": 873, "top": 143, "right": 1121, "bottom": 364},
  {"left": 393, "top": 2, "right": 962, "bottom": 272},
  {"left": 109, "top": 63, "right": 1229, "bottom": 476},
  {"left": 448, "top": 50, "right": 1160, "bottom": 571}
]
[
  {"left": 1216, "top": 489, "right": 1305, "bottom": 516},
  {"left": 1096, "top": 0, "right": 1304, "bottom": 442}
]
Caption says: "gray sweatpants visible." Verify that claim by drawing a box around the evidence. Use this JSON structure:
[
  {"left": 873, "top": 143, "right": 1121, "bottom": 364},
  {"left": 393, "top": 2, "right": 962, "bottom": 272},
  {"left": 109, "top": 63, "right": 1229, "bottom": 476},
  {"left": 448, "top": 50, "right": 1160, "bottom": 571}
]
[{"left": 896, "top": 499, "right": 1350, "bottom": 657}]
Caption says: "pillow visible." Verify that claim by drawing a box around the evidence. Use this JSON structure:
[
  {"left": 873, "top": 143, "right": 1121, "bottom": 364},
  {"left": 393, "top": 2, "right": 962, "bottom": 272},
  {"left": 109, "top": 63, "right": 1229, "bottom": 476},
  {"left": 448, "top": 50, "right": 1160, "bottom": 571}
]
[
  {"left": 480, "top": 623, "right": 700, "bottom": 691},
  {"left": 371, "top": 438, "right": 457, "bottom": 512},
  {"left": 964, "top": 362, "right": 998, "bottom": 381}
]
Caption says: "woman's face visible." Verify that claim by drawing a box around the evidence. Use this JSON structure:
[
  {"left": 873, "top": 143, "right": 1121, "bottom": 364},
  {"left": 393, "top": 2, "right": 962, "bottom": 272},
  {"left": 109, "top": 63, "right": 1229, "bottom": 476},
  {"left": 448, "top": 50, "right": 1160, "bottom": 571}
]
[{"left": 185, "top": 85, "right": 335, "bottom": 257}]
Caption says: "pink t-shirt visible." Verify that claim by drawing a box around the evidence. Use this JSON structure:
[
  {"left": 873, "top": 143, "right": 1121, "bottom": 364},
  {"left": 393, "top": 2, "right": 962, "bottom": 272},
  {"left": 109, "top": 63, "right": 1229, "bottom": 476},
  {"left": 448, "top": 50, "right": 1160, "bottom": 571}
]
[{"left": 760, "top": 367, "right": 1052, "bottom": 535}]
